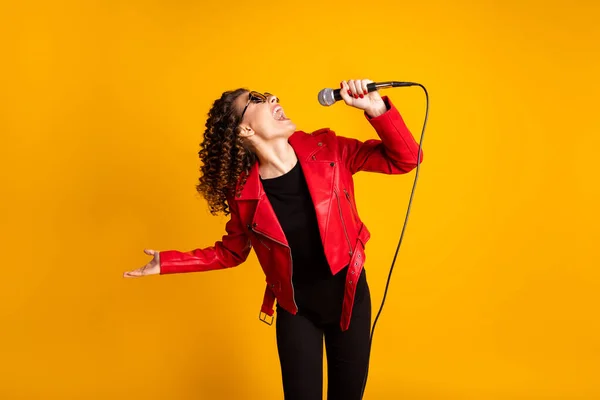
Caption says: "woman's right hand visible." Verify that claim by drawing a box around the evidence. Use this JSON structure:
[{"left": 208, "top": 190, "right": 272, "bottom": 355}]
[{"left": 123, "top": 249, "right": 160, "bottom": 278}]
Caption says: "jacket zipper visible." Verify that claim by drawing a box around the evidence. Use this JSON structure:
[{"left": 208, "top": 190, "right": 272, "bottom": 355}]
[
  {"left": 250, "top": 226, "right": 298, "bottom": 311},
  {"left": 343, "top": 188, "right": 359, "bottom": 225},
  {"left": 255, "top": 235, "right": 271, "bottom": 250},
  {"left": 334, "top": 188, "right": 353, "bottom": 256}
]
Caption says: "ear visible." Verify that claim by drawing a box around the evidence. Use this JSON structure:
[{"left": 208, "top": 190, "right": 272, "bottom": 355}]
[{"left": 238, "top": 125, "right": 255, "bottom": 139}]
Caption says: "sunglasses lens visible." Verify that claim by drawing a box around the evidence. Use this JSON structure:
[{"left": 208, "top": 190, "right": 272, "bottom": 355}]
[{"left": 249, "top": 91, "right": 267, "bottom": 103}]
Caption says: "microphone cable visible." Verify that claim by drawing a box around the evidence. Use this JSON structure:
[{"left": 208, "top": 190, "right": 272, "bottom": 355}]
[{"left": 360, "top": 82, "right": 429, "bottom": 399}]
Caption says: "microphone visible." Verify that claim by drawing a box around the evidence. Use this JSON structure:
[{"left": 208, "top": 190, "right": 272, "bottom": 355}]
[{"left": 318, "top": 81, "right": 416, "bottom": 106}]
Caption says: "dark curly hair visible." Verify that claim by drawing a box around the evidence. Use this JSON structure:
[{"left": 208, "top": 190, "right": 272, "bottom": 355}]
[{"left": 196, "top": 88, "right": 257, "bottom": 216}]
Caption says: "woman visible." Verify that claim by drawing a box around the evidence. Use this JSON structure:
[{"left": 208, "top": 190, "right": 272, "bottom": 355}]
[{"left": 123, "top": 79, "right": 423, "bottom": 400}]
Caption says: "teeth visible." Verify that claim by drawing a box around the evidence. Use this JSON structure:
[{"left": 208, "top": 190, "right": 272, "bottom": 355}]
[{"left": 273, "top": 107, "right": 286, "bottom": 120}]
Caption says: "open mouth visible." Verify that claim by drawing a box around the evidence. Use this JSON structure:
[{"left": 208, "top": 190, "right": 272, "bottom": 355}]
[{"left": 272, "top": 105, "right": 289, "bottom": 121}]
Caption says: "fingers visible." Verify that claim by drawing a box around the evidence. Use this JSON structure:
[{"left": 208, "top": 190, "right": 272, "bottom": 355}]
[
  {"left": 348, "top": 80, "right": 363, "bottom": 99},
  {"left": 339, "top": 79, "right": 375, "bottom": 107},
  {"left": 360, "top": 79, "right": 372, "bottom": 95},
  {"left": 342, "top": 79, "right": 373, "bottom": 99},
  {"left": 123, "top": 266, "right": 145, "bottom": 278},
  {"left": 123, "top": 264, "right": 150, "bottom": 278},
  {"left": 123, "top": 249, "right": 161, "bottom": 278},
  {"left": 340, "top": 80, "right": 352, "bottom": 104}
]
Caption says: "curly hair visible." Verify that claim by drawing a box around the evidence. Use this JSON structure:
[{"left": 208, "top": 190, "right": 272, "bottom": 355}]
[{"left": 196, "top": 88, "right": 257, "bottom": 216}]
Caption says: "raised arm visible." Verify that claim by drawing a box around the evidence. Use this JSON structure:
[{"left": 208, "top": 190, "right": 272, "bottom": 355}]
[{"left": 336, "top": 95, "right": 423, "bottom": 175}]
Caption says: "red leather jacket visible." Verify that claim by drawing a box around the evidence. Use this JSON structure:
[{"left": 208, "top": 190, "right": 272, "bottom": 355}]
[{"left": 159, "top": 96, "right": 423, "bottom": 331}]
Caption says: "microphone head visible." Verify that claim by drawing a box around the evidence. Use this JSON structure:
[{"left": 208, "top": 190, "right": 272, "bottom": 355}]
[{"left": 318, "top": 88, "right": 335, "bottom": 106}]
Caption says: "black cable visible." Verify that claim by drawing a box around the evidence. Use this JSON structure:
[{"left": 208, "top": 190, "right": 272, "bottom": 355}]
[{"left": 360, "top": 83, "right": 429, "bottom": 399}]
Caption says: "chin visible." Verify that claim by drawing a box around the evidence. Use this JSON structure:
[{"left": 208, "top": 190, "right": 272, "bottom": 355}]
[
  {"left": 286, "top": 120, "right": 297, "bottom": 133},
  {"left": 279, "top": 120, "right": 296, "bottom": 137}
]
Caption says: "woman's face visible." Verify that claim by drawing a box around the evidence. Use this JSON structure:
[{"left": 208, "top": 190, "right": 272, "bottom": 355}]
[{"left": 236, "top": 91, "right": 296, "bottom": 143}]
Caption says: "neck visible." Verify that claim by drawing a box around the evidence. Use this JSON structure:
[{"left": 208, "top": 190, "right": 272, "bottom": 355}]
[{"left": 254, "top": 138, "right": 298, "bottom": 179}]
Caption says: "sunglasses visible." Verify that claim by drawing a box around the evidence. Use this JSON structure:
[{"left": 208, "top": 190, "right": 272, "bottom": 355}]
[{"left": 240, "top": 91, "right": 279, "bottom": 120}]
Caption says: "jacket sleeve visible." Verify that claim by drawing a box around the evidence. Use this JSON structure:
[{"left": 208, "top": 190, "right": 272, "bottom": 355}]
[
  {"left": 158, "top": 196, "right": 252, "bottom": 274},
  {"left": 336, "top": 96, "right": 423, "bottom": 175}
]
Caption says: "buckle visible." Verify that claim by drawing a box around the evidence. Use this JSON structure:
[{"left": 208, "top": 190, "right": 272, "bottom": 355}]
[{"left": 258, "top": 311, "right": 274, "bottom": 326}]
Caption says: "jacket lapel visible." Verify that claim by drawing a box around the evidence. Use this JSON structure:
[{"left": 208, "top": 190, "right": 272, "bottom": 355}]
[
  {"left": 233, "top": 161, "right": 288, "bottom": 245},
  {"left": 233, "top": 130, "right": 336, "bottom": 246}
]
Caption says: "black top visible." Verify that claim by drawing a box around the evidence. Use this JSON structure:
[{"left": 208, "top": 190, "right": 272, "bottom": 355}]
[{"left": 260, "top": 160, "right": 366, "bottom": 324}]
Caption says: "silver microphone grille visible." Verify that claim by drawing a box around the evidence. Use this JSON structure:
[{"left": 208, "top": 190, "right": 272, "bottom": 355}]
[{"left": 318, "top": 88, "right": 335, "bottom": 106}]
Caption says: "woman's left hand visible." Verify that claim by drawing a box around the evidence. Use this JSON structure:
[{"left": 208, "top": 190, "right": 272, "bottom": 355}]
[{"left": 340, "top": 79, "right": 387, "bottom": 118}]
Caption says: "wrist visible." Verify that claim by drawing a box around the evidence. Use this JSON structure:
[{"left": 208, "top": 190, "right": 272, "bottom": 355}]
[{"left": 365, "top": 101, "right": 388, "bottom": 118}]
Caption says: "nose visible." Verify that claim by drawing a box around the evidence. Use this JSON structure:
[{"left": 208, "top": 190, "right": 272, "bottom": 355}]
[{"left": 268, "top": 94, "right": 278, "bottom": 103}]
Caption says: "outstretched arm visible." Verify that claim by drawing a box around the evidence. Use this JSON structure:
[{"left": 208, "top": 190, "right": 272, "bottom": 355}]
[
  {"left": 123, "top": 196, "right": 251, "bottom": 278},
  {"left": 158, "top": 197, "right": 252, "bottom": 274}
]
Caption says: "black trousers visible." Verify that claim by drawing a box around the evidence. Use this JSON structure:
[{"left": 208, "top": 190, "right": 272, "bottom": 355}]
[{"left": 275, "top": 279, "right": 371, "bottom": 400}]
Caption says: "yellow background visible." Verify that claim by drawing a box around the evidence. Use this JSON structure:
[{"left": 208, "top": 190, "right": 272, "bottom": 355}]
[{"left": 1, "top": 0, "right": 598, "bottom": 398}]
